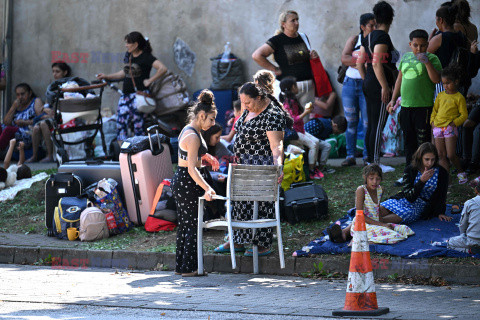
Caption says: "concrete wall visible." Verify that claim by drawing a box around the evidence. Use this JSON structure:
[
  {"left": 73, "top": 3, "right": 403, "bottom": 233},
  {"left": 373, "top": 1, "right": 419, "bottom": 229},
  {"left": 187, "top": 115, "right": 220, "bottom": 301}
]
[{"left": 8, "top": 0, "right": 480, "bottom": 114}]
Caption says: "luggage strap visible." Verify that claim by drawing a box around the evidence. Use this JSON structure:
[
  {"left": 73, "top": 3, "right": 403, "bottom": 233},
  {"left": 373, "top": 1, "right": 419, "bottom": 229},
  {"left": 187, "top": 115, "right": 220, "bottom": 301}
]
[{"left": 127, "top": 153, "right": 143, "bottom": 225}]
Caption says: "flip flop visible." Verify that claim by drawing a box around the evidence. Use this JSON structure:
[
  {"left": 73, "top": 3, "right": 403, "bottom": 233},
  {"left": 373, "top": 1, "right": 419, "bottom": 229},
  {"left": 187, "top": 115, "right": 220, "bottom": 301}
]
[
  {"left": 451, "top": 204, "right": 461, "bottom": 214},
  {"left": 213, "top": 244, "right": 245, "bottom": 253},
  {"left": 244, "top": 249, "right": 272, "bottom": 257}
]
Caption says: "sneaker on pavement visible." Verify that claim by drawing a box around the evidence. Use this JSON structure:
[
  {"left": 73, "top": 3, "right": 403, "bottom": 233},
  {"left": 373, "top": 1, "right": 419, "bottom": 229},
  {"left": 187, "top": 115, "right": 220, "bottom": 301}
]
[
  {"left": 341, "top": 157, "right": 356, "bottom": 167},
  {"left": 458, "top": 172, "right": 468, "bottom": 184},
  {"left": 310, "top": 169, "right": 324, "bottom": 180}
]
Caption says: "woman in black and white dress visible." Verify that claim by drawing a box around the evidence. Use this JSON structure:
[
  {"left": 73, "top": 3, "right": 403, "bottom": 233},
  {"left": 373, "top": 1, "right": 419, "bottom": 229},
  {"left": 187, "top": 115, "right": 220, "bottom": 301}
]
[{"left": 214, "top": 82, "right": 285, "bottom": 256}]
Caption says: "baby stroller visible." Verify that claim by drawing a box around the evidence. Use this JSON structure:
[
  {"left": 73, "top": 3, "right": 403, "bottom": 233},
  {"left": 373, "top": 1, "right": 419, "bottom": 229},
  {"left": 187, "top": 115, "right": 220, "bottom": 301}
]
[{"left": 49, "top": 78, "right": 108, "bottom": 164}]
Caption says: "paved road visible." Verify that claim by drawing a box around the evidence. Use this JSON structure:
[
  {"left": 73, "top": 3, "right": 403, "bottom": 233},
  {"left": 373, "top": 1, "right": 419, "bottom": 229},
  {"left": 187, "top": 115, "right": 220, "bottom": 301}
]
[{"left": 0, "top": 264, "right": 479, "bottom": 320}]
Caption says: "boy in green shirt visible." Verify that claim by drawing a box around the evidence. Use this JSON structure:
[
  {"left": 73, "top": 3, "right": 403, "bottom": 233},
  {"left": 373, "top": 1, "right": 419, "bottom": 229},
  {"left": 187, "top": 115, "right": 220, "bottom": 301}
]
[{"left": 387, "top": 29, "right": 442, "bottom": 165}]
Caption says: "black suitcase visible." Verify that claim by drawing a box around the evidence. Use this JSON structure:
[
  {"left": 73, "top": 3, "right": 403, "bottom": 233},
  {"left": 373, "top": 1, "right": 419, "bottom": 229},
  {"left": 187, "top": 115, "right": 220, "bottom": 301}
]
[
  {"left": 45, "top": 173, "right": 82, "bottom": 236},
  {"left": 283, "top": 181, "right": 328, "bottom": 224},
  {"left": 58, "top": 160, "right": 124, "bottom": 200}
]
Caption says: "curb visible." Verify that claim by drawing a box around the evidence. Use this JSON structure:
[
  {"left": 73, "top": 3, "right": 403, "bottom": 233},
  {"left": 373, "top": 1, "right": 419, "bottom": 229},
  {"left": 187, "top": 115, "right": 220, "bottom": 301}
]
[{"left": 1, "top": 245, "right": 479, "bottom": 284}]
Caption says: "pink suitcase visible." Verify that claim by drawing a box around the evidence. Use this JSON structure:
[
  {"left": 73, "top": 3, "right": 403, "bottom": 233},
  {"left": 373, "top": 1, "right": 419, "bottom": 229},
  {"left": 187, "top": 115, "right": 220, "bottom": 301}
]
[{"left": 120, "top": 127, "right": 174, "bottom": 225}]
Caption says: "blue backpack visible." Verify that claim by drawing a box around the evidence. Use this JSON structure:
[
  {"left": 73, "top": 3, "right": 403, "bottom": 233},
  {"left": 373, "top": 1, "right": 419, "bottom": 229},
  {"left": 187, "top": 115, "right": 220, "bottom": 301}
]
[{"left": 53, "top": 197, "right": 90, "bottom": 240}]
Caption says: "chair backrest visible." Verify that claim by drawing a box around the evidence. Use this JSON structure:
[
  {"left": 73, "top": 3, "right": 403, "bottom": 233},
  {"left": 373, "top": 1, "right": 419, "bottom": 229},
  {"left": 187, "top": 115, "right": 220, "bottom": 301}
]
[{"left": 227, "top": 164, "right": 279, "bottom": 202}]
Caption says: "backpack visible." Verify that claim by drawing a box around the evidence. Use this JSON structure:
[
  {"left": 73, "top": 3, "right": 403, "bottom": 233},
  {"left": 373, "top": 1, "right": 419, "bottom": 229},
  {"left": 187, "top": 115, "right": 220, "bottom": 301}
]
[
  {"left": 53, "top": 197, "right": 90, "bottom": 240},
  {"left": 449, "top": 46, "right": 478, "bottom": 86},
  {"left": 79, "top": 207, "right": 109, "bottom": 241},
  {"left": 145, "top": 179, "right": 177, "bottom": 232}
]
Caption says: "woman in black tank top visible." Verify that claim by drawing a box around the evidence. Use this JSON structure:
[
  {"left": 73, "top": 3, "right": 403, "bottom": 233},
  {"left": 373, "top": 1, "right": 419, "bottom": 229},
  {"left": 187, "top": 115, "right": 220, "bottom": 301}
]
[{"left": 171, "top": 89, "right": 219, "bottom": 277}]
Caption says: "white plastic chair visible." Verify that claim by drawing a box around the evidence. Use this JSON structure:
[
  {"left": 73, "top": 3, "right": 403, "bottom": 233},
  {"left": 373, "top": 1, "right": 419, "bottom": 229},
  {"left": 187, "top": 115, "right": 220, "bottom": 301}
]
[{"left": 197, "top": 164, "right": 285, "bottom": 274}]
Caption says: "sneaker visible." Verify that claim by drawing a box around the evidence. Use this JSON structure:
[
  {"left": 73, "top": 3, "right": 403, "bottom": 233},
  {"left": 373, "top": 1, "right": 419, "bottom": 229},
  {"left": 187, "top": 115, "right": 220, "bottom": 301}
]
[
  {"left": 379, "top": 163, "right": 395, "bottom": 173},
  {"left": 324, "top": 167, "right": 336, "bottom": 174},
  {"left": 341, "top": 157, "right": 356, "bottom": 167},
  {"left": 310, "top": 169, "right": 324, "bottom": 180},
  {"left": 469, "top": 176, "right": 480, "bottom": 188},
  {"left": 458, "top": 172, "right": 468, "bottom": 184},
  {"left": 394, "top": 177, "right": 404, "bottom": 186}
]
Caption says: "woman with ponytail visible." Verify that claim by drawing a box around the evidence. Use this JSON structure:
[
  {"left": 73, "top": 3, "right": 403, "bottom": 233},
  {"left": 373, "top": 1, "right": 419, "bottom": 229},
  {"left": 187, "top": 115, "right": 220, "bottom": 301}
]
[
  {"left": 97, "top": 31, "right": 167, "bottom": 142},
  {"left": 171, "top": 89, "right": 219, "bottom": 277}
]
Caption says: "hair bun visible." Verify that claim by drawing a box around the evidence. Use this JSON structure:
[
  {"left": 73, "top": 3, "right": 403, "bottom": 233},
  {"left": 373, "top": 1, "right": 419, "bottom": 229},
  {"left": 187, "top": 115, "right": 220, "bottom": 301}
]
[{"left": 198, "top": 89, "right": 214, "bottom": 105}]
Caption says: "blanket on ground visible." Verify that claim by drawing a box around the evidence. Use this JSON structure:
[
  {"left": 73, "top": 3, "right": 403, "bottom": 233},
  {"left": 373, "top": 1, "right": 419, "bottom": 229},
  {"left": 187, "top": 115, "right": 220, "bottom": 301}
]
[
  {"left": 294, "top": 205, "right": 480, "bottom": 259},
  {"left": 0, "top": 172, "right": 48, "bottom": 202}
]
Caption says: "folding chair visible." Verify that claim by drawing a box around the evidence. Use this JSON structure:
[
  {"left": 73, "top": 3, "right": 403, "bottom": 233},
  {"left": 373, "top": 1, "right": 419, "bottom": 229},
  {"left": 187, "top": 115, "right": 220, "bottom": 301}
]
[{"left": 197, "top": 164, "right": 285, "bottom": 274}]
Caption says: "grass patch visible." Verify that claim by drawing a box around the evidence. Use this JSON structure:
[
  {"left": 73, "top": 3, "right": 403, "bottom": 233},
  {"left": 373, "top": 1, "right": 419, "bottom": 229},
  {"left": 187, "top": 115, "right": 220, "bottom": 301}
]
[{"left": 0, "top": 164, "right": 475, "bottom": 264}]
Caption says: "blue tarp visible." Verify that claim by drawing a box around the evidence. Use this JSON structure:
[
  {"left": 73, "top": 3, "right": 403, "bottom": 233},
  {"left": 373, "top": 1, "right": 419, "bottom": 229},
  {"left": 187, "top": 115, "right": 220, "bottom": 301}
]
[{"left": 294, "top": 205, "right": 480, "bottom": 259}]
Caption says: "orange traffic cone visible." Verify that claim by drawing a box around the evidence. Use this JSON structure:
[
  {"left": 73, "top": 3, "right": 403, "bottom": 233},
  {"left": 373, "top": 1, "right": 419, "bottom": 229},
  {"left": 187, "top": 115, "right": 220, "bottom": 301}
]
[{"left": 332, "top": 210, "right": 389, "bottom": 316}]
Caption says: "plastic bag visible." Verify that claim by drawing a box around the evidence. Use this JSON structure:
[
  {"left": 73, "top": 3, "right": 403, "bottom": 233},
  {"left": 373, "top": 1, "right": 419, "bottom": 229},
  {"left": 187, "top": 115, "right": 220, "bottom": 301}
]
[{"left": 281, "top": 153, "right": 306, "bottom": 191}]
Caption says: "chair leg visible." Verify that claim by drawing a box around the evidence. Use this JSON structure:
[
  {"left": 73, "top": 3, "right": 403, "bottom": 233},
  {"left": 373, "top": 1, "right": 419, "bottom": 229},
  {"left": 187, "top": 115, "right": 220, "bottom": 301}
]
[
  {"left": 275, "top": 200, "right": 285, "bottom": 269},
  {"left": 226, "top": 201, "right": 236, "bottom": 269},
  {"left": 197, "top": 198, "right": 204, "bottom": 275},
  {"left": 253, "top": 245, "right": 259, "bottom": 274},
  {"left": 253, "top": 201, "right": 259, "bottom": 274}
]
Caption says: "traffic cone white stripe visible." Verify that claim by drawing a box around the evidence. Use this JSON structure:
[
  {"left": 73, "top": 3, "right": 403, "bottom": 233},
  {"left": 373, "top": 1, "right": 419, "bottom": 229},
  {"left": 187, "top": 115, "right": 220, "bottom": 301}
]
[
  {"left": 351, "top": 231, "right": 369, "bottom": 252},
  {"left": 346, "top": 272, "right": 376, "bottom": 293}
]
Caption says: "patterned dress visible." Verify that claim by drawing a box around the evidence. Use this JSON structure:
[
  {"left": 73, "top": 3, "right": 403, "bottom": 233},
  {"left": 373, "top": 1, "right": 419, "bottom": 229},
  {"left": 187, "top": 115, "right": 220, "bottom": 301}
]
[
  {"left": 232, "top": 102, "right": 285, "bottom": 248},
  {"left": 351, "top": 185, "right": 414, "bottom": 244},
  {"left": 13, "top": 99, "right": 36, "bottom": 148},
  {"left": 381, "top": 168, "right": 439, "bottom": 224}
]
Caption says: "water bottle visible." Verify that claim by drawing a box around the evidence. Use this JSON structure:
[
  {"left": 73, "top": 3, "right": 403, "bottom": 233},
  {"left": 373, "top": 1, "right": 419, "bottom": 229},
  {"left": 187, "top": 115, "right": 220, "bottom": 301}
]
[{"left": 221, "top": 42, "right": 231, "bottom": 63}]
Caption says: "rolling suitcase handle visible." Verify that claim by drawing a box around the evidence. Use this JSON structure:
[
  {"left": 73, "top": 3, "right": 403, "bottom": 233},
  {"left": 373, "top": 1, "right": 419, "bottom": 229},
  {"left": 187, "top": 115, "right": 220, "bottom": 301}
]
[
  {"left": 290, "top": 181, "right": 314, "bottom": 189},
  {"left": 147, "top": 125, "right": 165, "bottom": 156}
]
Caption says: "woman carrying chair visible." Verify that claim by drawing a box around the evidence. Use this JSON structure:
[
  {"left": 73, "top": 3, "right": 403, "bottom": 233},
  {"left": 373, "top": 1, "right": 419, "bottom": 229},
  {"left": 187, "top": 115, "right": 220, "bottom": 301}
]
[{"left": 171, "top": 89, "right": 219, "bottom": 277}]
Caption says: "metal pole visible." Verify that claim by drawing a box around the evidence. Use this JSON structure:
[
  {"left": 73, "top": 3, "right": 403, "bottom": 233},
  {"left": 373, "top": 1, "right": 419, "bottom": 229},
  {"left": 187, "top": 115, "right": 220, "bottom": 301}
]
[{"left": 2, "top": 0, "right": 13, "bottom": 117}]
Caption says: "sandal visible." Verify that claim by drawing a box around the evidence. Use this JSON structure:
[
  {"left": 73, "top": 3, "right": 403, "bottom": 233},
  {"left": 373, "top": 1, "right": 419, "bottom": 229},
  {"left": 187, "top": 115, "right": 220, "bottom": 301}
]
[
  {"left": 214, "top": 244, "right": 245, "bottom": 253},
  {"left": 451, "top": 204, "right": 461, "bottom": 214},
  {"left": 327, "top": 224, "right": 345, "bottom": 243},
  {"left": 244, "top": 249, "right": 272, "bottom": 257}
]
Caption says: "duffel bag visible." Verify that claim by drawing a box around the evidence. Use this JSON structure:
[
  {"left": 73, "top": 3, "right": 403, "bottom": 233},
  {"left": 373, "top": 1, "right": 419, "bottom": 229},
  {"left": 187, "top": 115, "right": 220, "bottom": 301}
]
[{"left": 283, "top": 181, "right": 328, "bottom": 224}]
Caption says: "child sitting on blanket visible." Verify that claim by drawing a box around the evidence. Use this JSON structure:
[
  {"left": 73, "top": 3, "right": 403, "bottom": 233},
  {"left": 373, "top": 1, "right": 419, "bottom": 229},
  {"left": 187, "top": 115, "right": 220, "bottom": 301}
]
[
  {"left": 443, "top": 178, "right": 480, "bottom": 254},
  {"left": 328, "top": 164, "right": 414, "bottom": 244},
  {"left": 0, "top": 138, "right": 32, "bottom": 190}
]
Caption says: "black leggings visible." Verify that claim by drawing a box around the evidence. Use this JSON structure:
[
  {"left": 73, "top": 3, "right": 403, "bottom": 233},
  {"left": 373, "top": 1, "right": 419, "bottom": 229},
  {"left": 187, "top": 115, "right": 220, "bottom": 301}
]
[
  {"left": 171, "top": 167, "right": 206, "bottom": 274},
  {"left": 363, "top": 76, "right": 388, "bottom": 164},
  {"left": 399, "top": 107, "right": 432, "bottom": 165}
]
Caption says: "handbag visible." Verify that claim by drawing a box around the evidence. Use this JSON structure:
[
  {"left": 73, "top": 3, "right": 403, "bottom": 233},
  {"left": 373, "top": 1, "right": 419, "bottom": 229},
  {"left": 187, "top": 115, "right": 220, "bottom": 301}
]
[
  {"left": 337, "top": 35, "right": 359, "bottom": 84},
  {"left": 367, "top": 33, "right": 398, "bottom": 86},
  {"left": 299, "top": 33, "right": 333, "bottom": 97},
  {"left": 129, "top": 57, "right": 156, "bottom": 114},
  {"left": 210, "top": 53, "right": 244, "bottom": 90},
  {"left": 337, "top": 64, "right": 349, "bottom": 84}
]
